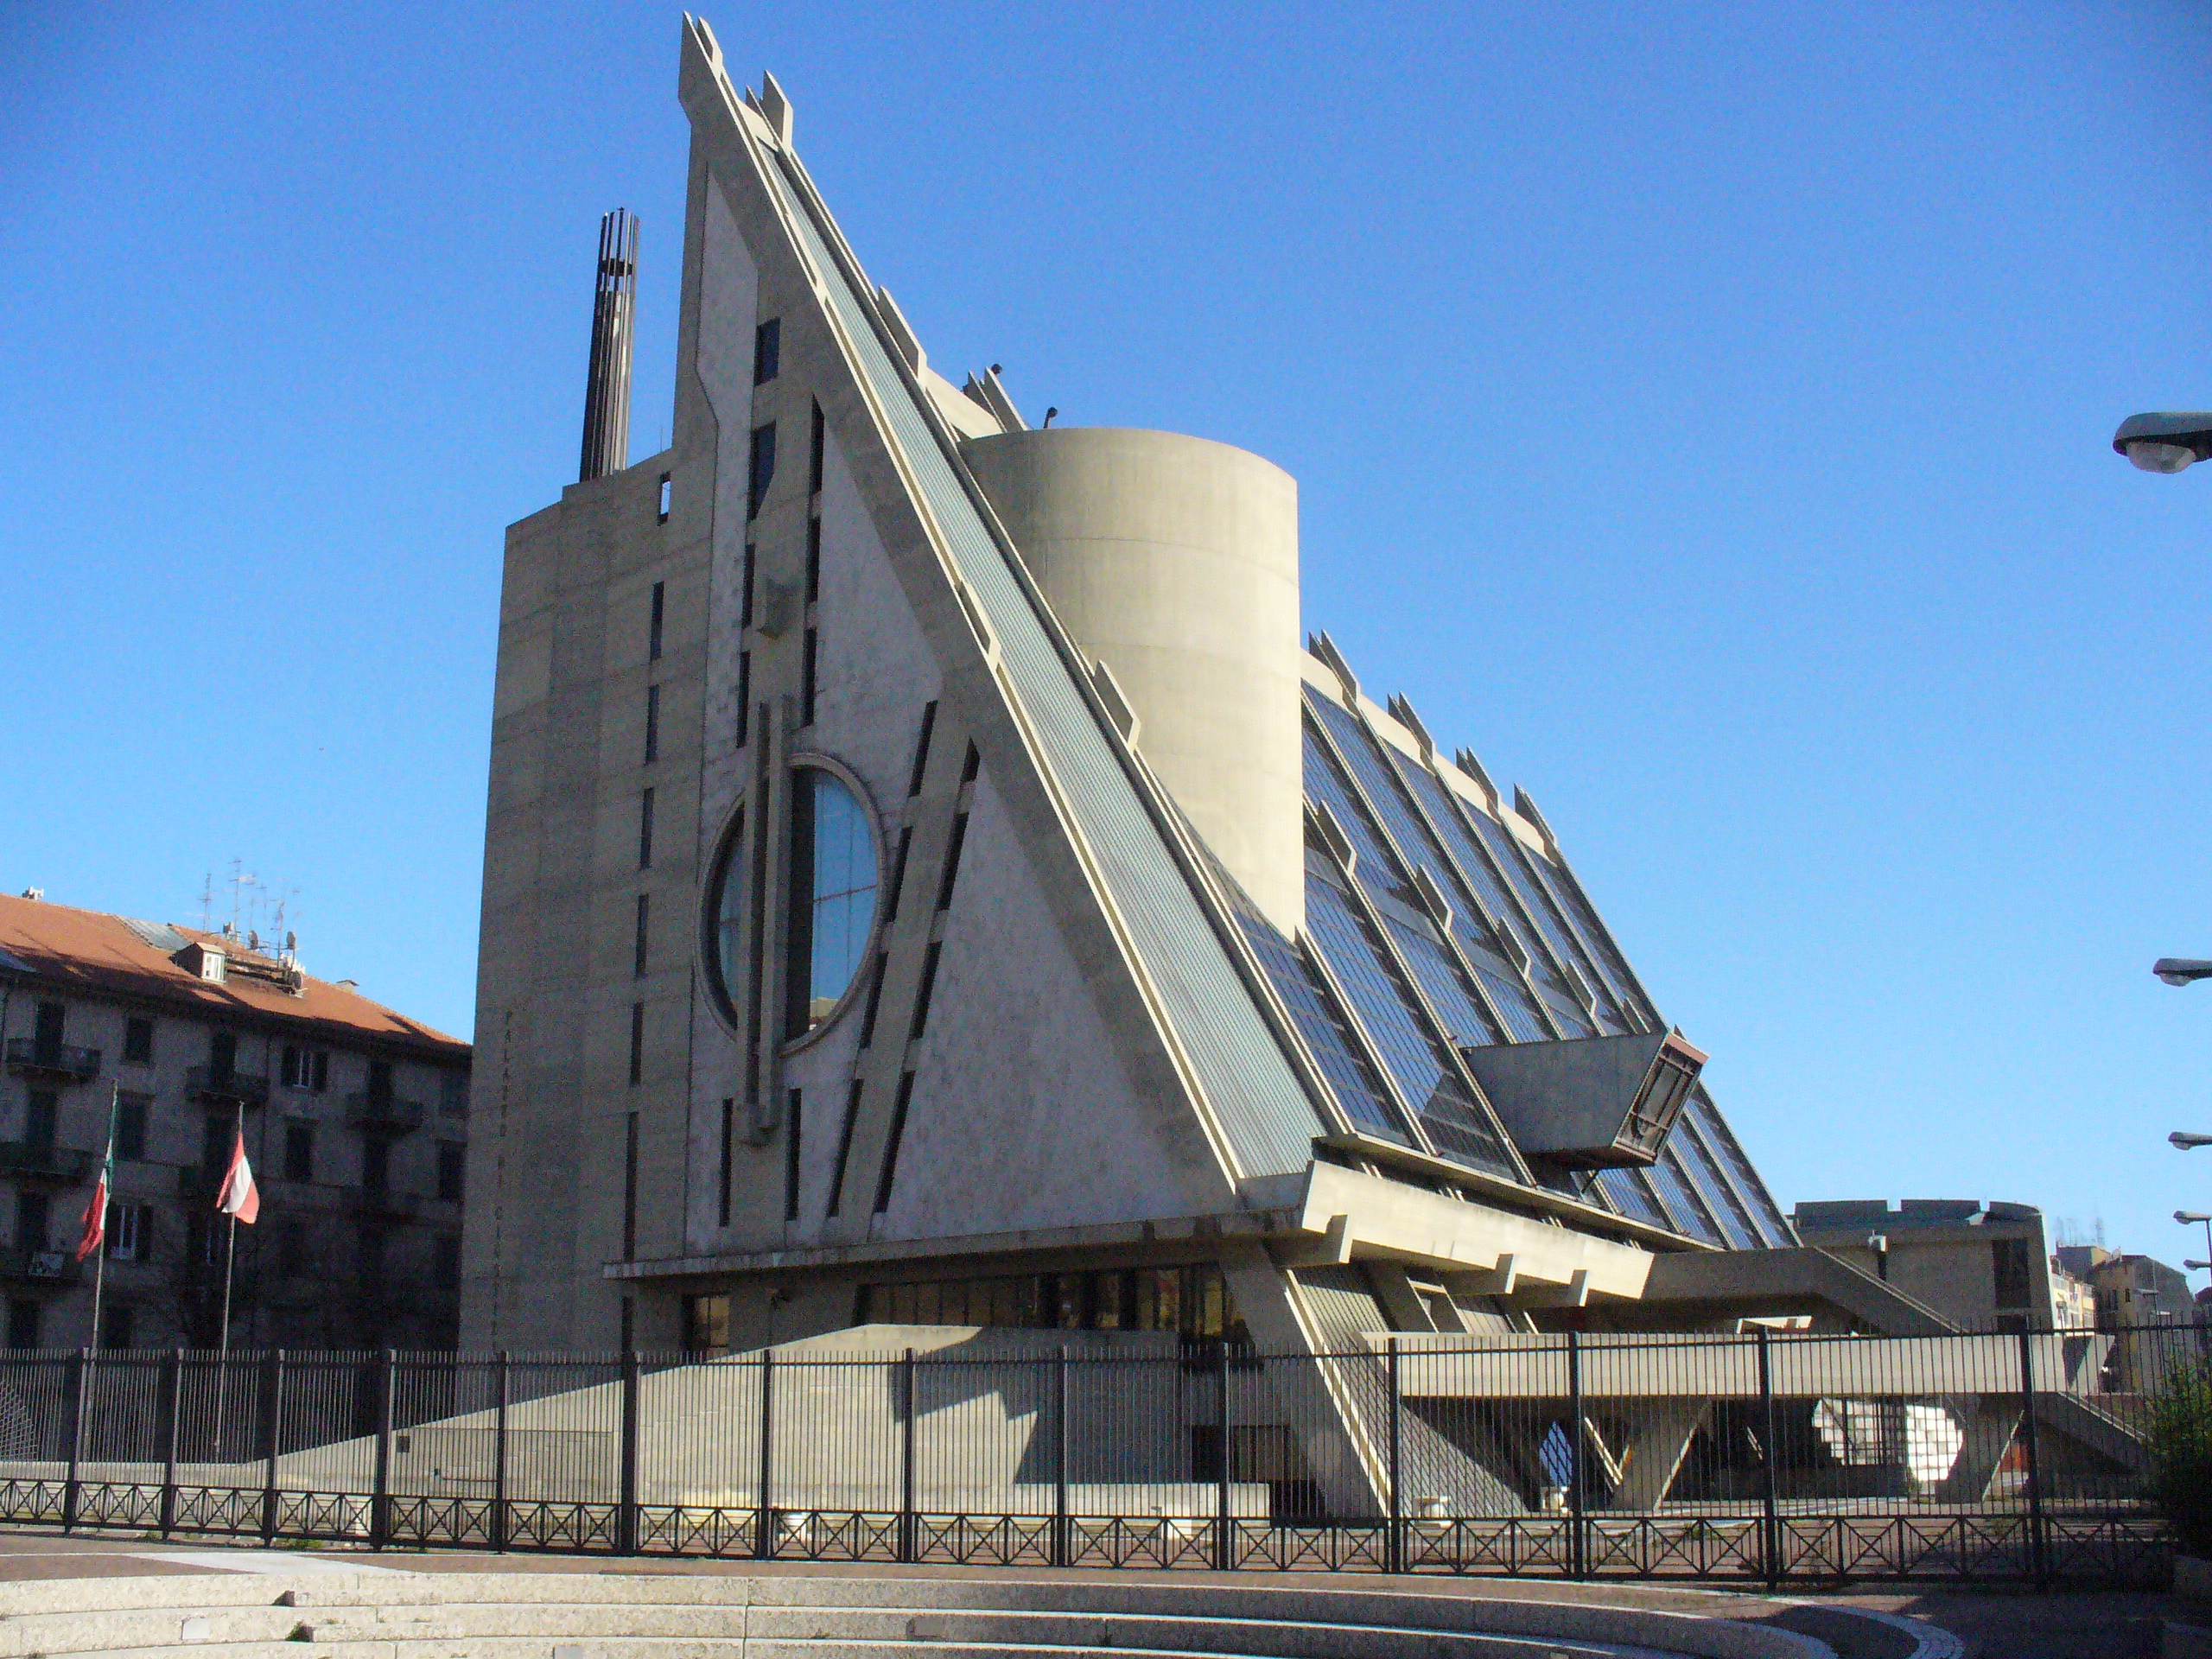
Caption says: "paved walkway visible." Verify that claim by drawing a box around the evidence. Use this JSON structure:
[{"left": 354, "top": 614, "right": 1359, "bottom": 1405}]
[{"left": 0, "top": 1529, "right": 2201, "bottom": 1658}]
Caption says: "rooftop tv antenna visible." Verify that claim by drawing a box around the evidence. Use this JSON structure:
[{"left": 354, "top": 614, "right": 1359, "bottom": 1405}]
[{"left": 580, "top": 209, "right": 640, "bottom": 481}]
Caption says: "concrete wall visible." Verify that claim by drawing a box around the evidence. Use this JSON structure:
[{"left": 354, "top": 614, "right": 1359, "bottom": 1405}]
[{"left": 963, "top": 428, "right": 1303, "bottom": 937}]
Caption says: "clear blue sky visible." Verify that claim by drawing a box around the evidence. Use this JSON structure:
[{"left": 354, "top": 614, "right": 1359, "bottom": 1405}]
[{"left": 4, "top": 4, "right": 2209, "bottom": 1270}]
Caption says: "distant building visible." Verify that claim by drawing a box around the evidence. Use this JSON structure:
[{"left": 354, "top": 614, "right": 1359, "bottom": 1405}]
[
  {"left": 2054, "top": 1245, "right": 2204, "bottom": 1393},
  {"left": 1790, "top": 1199, "right": 2075, "bottom": 1332},
  {"left": 0, "top": 892, "right": 470, "bottom": 1351}
]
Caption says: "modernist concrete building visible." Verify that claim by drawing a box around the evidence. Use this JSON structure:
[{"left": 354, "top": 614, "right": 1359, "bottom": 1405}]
[
  {"left": 0, "top": 893, "right": 471, "bottom": 1351},
  {"left": 1789, "top": 1199, "right": 2091, "bottom": 1334},
  {"left": 465, "top": 22, "right": 1963, "bottom": 1362}
]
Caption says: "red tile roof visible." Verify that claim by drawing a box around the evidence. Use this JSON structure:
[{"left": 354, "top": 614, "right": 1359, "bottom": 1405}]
[{"left": 0, "top": 893, "right": 467, "bottom": 1063}]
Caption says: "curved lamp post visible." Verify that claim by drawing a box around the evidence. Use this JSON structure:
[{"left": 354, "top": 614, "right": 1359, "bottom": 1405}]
[{"left": 2115, "top": 414, "right": 2212, "bottom": 474}]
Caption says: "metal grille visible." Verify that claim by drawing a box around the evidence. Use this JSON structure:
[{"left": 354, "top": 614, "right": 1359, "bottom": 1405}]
[{"left": 0, "top": 1325, "right": 2190, "bottom": 1586}]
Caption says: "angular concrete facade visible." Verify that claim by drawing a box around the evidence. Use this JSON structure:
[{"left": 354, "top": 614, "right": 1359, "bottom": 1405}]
[{"left": 464, "top": 22, "right": 1919, "bottom": 1376}]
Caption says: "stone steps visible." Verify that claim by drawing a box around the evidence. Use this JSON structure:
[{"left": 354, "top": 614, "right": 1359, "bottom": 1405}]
[{"left": 0, "top": 1572, "right": 1832, "bottom": 1659}]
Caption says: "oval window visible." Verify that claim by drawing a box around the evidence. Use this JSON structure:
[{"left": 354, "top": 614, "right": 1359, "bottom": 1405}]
[
  {"left": 785, "top": 765, "right": 880, "bottom": 1039},
  {"left": 702, "top": 804, "right": 747, "bottom": 1031}
]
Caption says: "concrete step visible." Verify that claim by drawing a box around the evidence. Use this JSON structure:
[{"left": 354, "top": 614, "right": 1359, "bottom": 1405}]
[
  {"left": 0, "top": 1599, "right": 1637, "bottom": 1658},
  {"left": 0, "top": 1573, "right": 1831, "bottom": 1659},
  {"left": 55, "top": 1640, "right": 1647, "bottom": 1659}
]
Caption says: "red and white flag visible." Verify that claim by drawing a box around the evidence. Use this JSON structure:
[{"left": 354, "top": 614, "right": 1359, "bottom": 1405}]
[
  {"left": 215, "top": 1129, "right": 260, "bottom": 1225},
  {"left": 73, "top": 1166, "right": 108, "bottom": 1263}
]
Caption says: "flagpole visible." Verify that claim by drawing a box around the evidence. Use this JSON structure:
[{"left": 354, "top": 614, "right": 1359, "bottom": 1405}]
[
  {"left": 213, "top": 1096, "right": 243, "bottom": 1459},
  {"left": 86, "top": 1084, "right": 118, "bottom": 1353}
]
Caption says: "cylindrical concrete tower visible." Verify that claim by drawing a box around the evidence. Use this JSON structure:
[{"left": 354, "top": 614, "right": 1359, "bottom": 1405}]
[{"left": 963, "top": 427, "right": 1303, "bottom": 936}]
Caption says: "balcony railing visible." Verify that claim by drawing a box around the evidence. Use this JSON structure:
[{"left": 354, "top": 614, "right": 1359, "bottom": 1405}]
[
  {"left": 345, "top": 1091, "right": 427, "bottom": 1132},
  {"left": 0, "top": 1246, "right": 77, "bottom": 1285},
  {"left": 3, "top": 1038, "right": 101, "bottom": 1082},
  {"left": 0, "top": 1141, "right": 99, "bottom": 1183},
  {"left": 185, "top": 1065, "right": 270, "bottom": 1107}
]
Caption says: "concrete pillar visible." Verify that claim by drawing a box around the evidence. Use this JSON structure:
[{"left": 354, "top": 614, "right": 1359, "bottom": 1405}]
[{"left": 1606, "top": 1396, "right": 1711, "bottom": 1510}]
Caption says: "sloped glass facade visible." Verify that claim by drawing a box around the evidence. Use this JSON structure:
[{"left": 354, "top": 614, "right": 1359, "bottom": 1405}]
[{"left": 1234, "top": 671, "right": 1794, "bottom": 1247}]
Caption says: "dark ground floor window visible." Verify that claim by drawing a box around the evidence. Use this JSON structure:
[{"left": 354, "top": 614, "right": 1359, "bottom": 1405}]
[{"left": 858, "top": 1262, "right": 1248, "bottom": 1345}]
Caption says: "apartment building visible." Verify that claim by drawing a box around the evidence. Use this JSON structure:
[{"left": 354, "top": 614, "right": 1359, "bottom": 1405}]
[{"left": 0, "top": 892, "right": 470, "bottom": 1350}]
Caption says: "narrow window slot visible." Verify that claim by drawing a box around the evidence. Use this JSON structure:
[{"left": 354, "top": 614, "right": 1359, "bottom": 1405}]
[
  {"left": 657, "top": 473, "right": 671, "bottom": 523},
  {"left": 643, "top": 683, "right": 659, "bottom": 764},
  {"left": 805, "top": 516, "right": 822, "bottom": 604},
  {"left": 908, "top": 941, "right": 943, "bottom": 1040},
  {"left": 734, "top": 652, "right": 751, "bottom": 747},
  {"left": 936, "top": 813, "right": 969, "bottom": 912},
  {"left": 633, "top": 893, "right": 650, "bottom": 977},
  {"left": 718, "top": 1097, "right": 734, "bottom": 1228},
  {"left": 857, "top": 951, "right": 888, "bottom": 1047},
  {"left": 622, "top": 1111, "right": 640, "bottom": 1255},
  {"left": 873, "top": 1071, "right": 916, "bottom": 1214},
  {"left": 747, "top": 423, "right": 777, "bottom": 519},
  {"left": 960, "top": 740, "right": 981, "bottom": 785},
  {"left": 754, "top": 318, "right": 781, "bottom": 385},
  {"left": 741, "top": 543, "right": 756, "bottom": 629},
  {"left": 628, "top": 1002, "right": 645, "bottom": 1085},
  {"left": 649, "top": 580, "right": 665, "bottom": 659},
  {"left": 784, "top": 1087, "right": 803, "bottom": 1220},
  {"left": 882, "top": 826, "right": 912, "bottom": 923},
  {"left": 639, "top": 787, "right": 655, "bottom": 869},
  {"left": 827, "top": 1077, "right": 862, "bottom": 1217},
  {"left": 907, "top": 702, "right": 938, "bottom": 798},
  {"left": 800, "top": 627, "right": 817, "bottom": 726},
  {"left": 808, "top": 398, "right": 825, "bottom": 492}
]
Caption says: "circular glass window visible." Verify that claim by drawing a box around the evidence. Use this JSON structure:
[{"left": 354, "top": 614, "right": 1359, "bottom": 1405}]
[{"left": 787, "top": 766, "right": 880, "bottom": 1038}]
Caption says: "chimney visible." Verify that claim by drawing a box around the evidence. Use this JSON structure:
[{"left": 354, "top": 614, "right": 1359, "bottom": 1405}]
[{"left": 579, "top": 208, "right": 640, "bottom": 482}]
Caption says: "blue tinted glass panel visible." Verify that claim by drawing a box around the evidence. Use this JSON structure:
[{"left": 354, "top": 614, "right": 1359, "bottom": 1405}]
[
  {"left": 1646, "top": 1157, "right": 1713, "bottom": 1242},
  {"left": 1682, "top": 1093, "right": 1791, "bottom": 1245},
  {"left": 1394, "top": 764, "right": 1573, "bottom": 1004},
  {"left": 1306, "top": 868, "right": 1519, "bottom": 1178},
  {"left": 1230, "top": 894, "right": 1408, "bottom": 1144},
  {"left": 1303, "top": 721, "right": 1403, "bottom": 887},
  {"left": 1648, "top": 1147, "right": 1724, "bottom": 1244},
  {"left": 1381, "top": 910, "right": 1501, "bottom": 1047},
  {"left": 1543, "top": 863, "right": 1649, "bottom": 1022},
  {"left": 1343, "top": 734, "right": 1556, "bottom": 1043},
  {"left": 807, "top": 772, "right": 878, "bottom": 1022},
  {"left": 1459, "top": 808, "right": 1595, "bottom": 1006},
  {"left": 1669, "top": 1114, "right": 1760, "bottom": 1249},
  {"left": 1595, "top": 1166, "right": 1671, "bottom": 1230}
]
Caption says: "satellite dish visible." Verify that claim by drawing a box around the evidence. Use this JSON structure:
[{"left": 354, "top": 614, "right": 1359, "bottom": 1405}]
[{"left": 286, "top": 931, "right": 296, "bottom": 951}]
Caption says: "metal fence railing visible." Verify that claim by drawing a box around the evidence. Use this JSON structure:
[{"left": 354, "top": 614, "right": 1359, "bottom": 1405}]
[{"left": 0, "top": 1322, "right": 2197, "bottom": 1586}]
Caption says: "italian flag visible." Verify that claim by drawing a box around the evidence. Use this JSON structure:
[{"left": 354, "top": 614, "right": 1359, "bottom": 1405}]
[
  {"left": 73, "top": 1161, "right": 108, "bottom": 1263},
  {"left": 216, "top": 1129, "right": 260, "bottom": 1225}
]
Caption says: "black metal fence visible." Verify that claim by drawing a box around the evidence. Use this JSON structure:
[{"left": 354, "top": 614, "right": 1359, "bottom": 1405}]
[{"left": 0, "top": 1324, "right": 2198, "bottom": 1586}]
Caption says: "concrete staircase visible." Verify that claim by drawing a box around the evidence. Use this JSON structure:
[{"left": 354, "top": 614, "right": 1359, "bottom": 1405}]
[{"left": 0, "top": 1571, "right": 1832, "bottom": 1659}]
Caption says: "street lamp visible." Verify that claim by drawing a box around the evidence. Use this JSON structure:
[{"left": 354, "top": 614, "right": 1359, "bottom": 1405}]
[
  {"left": 2115, "top": 413, "right": 2212, "bottom": 474},
  {"left": 2154, "top": 959, "right": 2212, "bottom": 986},
  {"left": 2178, "top": 1211, "right": 2212, "bottom": 1269},
  {"left": 2175, "top": 1132, "right": 2212, "bottom": 1150}
]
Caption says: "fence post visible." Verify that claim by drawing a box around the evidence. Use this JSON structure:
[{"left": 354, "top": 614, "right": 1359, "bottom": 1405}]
[
  {"left": 61, "top": 1348, "right": 89, "bottom": 1532},
  {"left": 1758, "top": 1326, "right": 1781, "bottom": 1590},
  {"left": 2017, "top": 1325, "right": 2045, "bottom": 1585},
  {"left": 260, "top": 1349, "right": 284, "bottom": 1543},
  {"left": 753, "top": 1350, "right": 774, "bottom": 1560},
  {"left": 618, "top": 1347, "right": 640, "bottom": 1555},
  {"left": 1567, "top": 1330, "right": 1585, "bottom": 1580},
  {"left": 492, "top": 1351, "right": 510, "bottom": 1552},
  {"left": 1213, "top": 1339, "right": 1233, "bottom": 1571},
  {"left": 1386, "top": 1338, "right": 1404, "bottom": 1575},
  {"left": 370, "top": 1348, "right": 394, "bottom": 1550},
  {"left": 1052, "top": 1345, "right": 1070, "bottom": 1568},
  {"left": 159, "top": 1347, "right": 182, "bottom": 1538},
  {"left": 899, "top": 1348, "right": 918, "bottom": 1564}
]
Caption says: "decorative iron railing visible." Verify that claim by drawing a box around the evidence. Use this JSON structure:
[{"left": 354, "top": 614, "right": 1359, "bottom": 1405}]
[{"left": 0, "top": 1324, "right": 2196, "bottom": 1586}]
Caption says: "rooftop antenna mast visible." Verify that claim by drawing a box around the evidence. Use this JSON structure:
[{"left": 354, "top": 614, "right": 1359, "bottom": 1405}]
[{"left": 579, "top": 208, "right": 640, "bottom": 481}]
